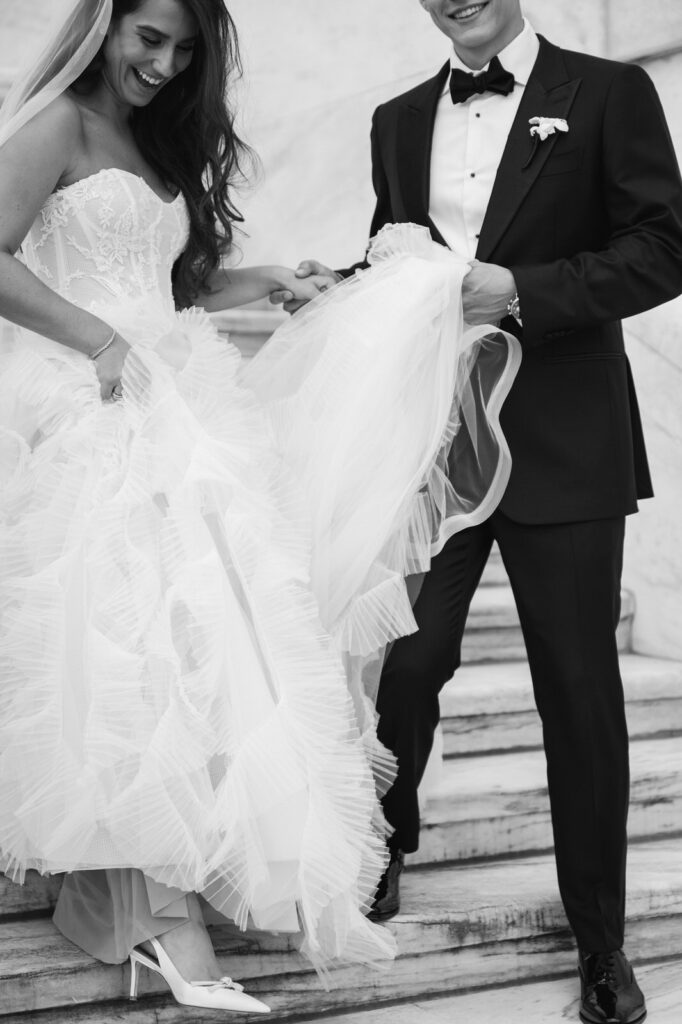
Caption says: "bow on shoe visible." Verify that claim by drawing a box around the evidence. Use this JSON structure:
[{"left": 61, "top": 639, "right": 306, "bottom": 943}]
[
  {"left": 191, "top": 977, "right": 246, "bottom": 992},
  {"left": 450, "top": 56, "right": 515, "bottom": 105}
]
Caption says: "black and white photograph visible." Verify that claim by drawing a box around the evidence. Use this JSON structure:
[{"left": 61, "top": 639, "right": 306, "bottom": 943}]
[{"left": 1, "top": 1, "right": 681, "bottom": 1021}]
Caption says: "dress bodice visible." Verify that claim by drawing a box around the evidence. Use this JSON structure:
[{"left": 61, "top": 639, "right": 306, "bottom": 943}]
[{"left": 21, "top": 168, "right": 189, "bottom": 317}]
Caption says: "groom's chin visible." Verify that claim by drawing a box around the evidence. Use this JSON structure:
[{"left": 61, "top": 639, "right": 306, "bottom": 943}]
[{"left": 426, "top": 1, "right": 504, "bottom": 47}]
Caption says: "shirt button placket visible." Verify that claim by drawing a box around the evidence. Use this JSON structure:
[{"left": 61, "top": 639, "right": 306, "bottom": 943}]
[{"left": 465, "top": 101, "right": 481, "bottom": 257}]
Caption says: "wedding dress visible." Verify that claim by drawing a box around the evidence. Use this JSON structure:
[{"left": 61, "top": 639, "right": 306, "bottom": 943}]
[{"left": 0, "top": 167, "right": 519, "bottom": 970}]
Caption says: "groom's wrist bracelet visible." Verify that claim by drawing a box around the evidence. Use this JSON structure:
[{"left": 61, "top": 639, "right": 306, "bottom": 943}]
[{"left": 506, "top": 292, "right": 522, "bottom": 326}]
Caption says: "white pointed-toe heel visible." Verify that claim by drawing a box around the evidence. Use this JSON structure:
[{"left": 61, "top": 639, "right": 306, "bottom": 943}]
[{"left": 129, "top": 936, "right": 270, "bottom": 1013}]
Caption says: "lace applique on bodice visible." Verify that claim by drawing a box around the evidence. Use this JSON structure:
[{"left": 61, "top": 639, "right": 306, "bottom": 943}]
[{"left": 21, "top": 168, "right": 189, "bottom": 315}]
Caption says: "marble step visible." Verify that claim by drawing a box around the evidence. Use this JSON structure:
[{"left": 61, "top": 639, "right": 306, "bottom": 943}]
[
  {"left": 1, "top": 841, "right": 680, "bottom": 1021},
  {"left": 293, "top": 959, "right": 682, "bottom": 1024},
  {"left": 441, "top": 653, "right": 682, "bottom": 755},
  {"left": 479, "top": 544, "right": 508, "bottom": 587},
  {"left": 415, "top": 734, "right": 682, "bottom": 865},
  {"left": 0, "top": 871, "right": 62, "bottom": 921},
  {"left": 461, "top": 586, "right": 633, "bottom": 663},
  {"left": 7, "top": 964, "right": 682, "bottom": 1024}
]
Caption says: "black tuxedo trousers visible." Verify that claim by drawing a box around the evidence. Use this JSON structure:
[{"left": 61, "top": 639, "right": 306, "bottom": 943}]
[{"left": 377, "top": 512, "right": 628, "bottom": 953}]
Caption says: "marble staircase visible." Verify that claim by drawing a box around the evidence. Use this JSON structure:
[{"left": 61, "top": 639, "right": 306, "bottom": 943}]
[
  {"left": 1, "top": 314, "right": 681, "bottom": 1019},
  {"left": 283, "top": 961, "right": 682, "bottom": 1024}
]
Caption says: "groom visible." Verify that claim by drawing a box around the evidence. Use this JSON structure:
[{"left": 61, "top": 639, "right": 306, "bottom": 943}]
[{"left": 272, "top": 2, "right": 682, "bottom": 1020}]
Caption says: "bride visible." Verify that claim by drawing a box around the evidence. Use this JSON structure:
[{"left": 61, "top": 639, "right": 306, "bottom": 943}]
[{"left": 0, "top": 0, "right": 519, "bottom": 1014}]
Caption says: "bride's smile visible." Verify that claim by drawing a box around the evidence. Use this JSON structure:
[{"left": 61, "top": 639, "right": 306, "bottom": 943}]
[{"left": 100, "top": 0, "right": 196, "bottom": 108}]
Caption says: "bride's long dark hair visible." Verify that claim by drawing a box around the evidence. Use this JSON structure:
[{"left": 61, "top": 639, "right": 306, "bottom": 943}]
[{"left": 75, "top": 0, "right": 250, "bottom": 307}]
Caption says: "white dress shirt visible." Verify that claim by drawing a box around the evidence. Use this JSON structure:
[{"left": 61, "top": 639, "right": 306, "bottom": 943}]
[{"left": 429, "top": 19, "right": 540, "bottom": 259}]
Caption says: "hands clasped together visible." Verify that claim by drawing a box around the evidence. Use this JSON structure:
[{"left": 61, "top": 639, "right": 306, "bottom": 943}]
[
  {"left": 97, "top": 256, "right": 515, "bottom": 405},
  {"left": 270, "top": 262, "right": 342, "bottom": 313},
  {"left": 270, "top": 256, "right": 516, "bottom": 325}
]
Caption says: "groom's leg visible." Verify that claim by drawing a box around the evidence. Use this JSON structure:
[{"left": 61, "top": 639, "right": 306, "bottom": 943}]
[
  {"left": 376, "top": 522, "right": 493, "bottom": 853},
  {"left": 494, "top": 512, "right": 628, "bottom": 952}
]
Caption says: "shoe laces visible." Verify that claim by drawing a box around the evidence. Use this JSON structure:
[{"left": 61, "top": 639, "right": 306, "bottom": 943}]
[
  {"left": 592, "top": 951, "right": 618, "bottom": 988},
  {"left": 586, "top": 952, "right": 619, "bottom": 1018},
  {"left": 191, "top": 976, "right": 245, "bottom": 992}
]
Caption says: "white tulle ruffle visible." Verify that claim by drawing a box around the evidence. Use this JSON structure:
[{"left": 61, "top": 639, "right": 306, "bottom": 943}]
[
  {"left": 0, "top": 304, "right": 395, "bottom": 972},
  {"left": 0, "top": 221, "right": 520, "bottom": 975}
]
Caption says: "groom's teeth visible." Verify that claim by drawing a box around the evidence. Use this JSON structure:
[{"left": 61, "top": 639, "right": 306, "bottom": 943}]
[{"left": 452, "top": 3, "right": 487, "bottom": 20}]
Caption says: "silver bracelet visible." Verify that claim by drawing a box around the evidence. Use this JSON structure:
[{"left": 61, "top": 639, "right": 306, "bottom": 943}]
[{"left": 90, "top": 327, "right": 117, "bottom": 361}]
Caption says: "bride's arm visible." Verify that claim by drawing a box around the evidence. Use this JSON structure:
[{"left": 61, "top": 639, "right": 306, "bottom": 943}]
[
  {"left": 193, "top": 265, "right": 336, "bottom": 313},
  {"left": 0, "top": 97, "right": 130, "bottom": 399}
]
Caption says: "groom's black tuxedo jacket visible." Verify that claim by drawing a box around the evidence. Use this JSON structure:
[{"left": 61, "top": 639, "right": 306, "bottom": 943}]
[{"left": 357, "top": 36, "right": 682, "bottom": 524}]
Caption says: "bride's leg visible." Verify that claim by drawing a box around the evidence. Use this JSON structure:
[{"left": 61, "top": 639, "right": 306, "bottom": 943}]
[
  {"left": 141, "top": 891, "right": 226, "bottom": 983},
  {"left": 54, "top": 869, "right": 224, "bottom": 981}
]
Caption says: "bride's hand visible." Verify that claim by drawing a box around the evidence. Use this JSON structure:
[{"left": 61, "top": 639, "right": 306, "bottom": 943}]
[
  {"left": 92, "top": 331, "right": 131, "bottom": 401},
  {"left": 270, "top": 262, "right": 340, "bottom": 313}
]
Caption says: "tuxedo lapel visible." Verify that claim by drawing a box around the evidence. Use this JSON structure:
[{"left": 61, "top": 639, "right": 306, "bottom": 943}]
[
  {"left": 476, "top": 37, "right": 582, "bottom": 262},
  {"left": 396, "top": 62, "right": 450, "bottom": 229}
]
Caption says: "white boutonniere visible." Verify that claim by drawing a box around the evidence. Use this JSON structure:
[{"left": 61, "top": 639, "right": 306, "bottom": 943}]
[
  {"left": 522, "top": 117, "right": 569, "bottom": 169},
  {"left": 529, "top": 116, "right": 569, "bottom": 141}
]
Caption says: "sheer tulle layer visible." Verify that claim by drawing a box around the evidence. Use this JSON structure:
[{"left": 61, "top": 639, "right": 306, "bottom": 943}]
[
  {"left": 244, "top": 224, "right": 522, "bottom": 672},
  {"left": 0, "top": 306, "right": 395, "bottom": 971},
  {"left": 0, "top": 1, "right": 112, "bottom": 151},
  {"left": 53, "top": 868, "right": 192, "bottom": 966}
]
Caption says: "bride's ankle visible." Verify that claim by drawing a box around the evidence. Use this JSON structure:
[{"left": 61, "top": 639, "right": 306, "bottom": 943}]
[{"left": 145, "top": 919, "right": 223, "bottom": 982}]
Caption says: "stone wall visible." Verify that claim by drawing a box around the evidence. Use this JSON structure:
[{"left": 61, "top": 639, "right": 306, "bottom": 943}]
[{"left": 607, "top": 8, "right": 682, "bottom": 658}]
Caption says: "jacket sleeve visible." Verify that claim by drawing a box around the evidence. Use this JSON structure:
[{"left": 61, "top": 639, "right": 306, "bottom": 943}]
[
  {"left": 510, "top": 62, "right": 682, "bottom": 347},
  {"left": 338, "top": 107, "right": 394, "bottom": 279}
]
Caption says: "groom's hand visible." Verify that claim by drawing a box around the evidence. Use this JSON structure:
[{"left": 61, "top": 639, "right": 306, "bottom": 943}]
[
  {"left": 462, "top": 261, "right": 517, "bottom": 326},
  {"left": 270, "top": 260, "right": 341, "bottom": 314}
]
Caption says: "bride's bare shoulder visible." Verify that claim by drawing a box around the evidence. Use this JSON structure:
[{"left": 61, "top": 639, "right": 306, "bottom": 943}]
[
  {"left": 0, "top": 93, "right": 85, "bottom": 217},
  {"left": 39, "top": 93, "right": 85, "bottom": 143},
  {"left": 2, "top": 92, "right": 84, "bottom": 163}
]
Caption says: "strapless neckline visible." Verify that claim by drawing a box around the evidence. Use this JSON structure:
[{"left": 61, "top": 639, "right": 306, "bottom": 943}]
[
  {"left": 52, "top": 166, "right": 182, "bottom": 207},
  {"left": 24, "top": 161, "right": 189, "bottom": 309}
]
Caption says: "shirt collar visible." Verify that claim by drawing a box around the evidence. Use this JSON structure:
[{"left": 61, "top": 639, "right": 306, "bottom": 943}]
[{"left": 449, "top": 18, "right": 539, "bottom": 88}]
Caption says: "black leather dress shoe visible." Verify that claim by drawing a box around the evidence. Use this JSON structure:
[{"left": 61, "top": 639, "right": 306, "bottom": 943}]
[
  {"left": 579, "top": 949, "right": 647, "bottom": 1023},
  {"left": 367, "top": 849, "right": 404, "bottom": 922}
]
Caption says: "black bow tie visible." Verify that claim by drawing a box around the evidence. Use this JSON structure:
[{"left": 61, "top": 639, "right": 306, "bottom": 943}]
[{"left": 449, "top": 55, "right": 515, "bottom": 105}]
